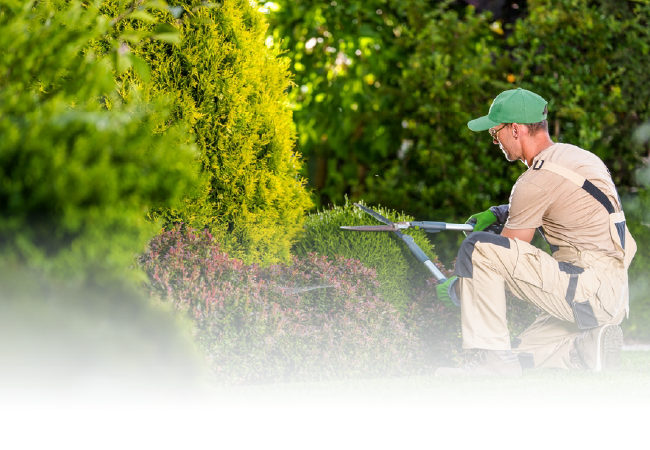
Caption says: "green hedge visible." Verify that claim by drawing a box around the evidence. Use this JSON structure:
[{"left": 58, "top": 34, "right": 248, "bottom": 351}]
[
  {"left": 293, "top": 200, "right": 442, "bottom": 311},
  {"left": 90, "top": 0, "right": 313, "bottom": 266},
  {"left": 0, "top": 0, "right": 197, "bottom": 279}
]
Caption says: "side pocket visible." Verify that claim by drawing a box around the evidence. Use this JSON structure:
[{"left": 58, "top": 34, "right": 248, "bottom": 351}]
[
  {"left": 512, "top": 241, "right": 544, "bottom": 289},
  {"left": 596, "top": 269, "right": 625, "bottom": 318}
]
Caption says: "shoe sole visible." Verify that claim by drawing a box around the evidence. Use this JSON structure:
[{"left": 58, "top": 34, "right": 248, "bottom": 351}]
[{"left": 596, "top": 324, "right": 623, "bottom": 372}]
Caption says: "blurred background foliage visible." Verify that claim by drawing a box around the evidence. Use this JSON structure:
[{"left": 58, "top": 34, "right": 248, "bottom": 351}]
[
  {"left": 0, "top": 0, "right": 198, "bottom": 280},
  {"left": 267, "top": 0, "right": 650, "bottom": 263},
  {"left": 0, "top": 0, "right": 204, "bottom": 392}
]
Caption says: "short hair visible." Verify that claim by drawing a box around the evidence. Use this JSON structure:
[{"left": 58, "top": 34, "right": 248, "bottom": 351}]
[{"left": 525, "top": 105, "right": 549, "bottom": 136}]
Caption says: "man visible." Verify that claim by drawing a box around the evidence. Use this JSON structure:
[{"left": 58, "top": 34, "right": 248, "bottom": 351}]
[{"left": 435, "top": 88, "right": 636, "bottom": 376}]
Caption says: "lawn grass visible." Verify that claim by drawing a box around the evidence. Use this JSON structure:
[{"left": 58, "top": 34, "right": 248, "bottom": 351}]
[
  {"left": 201, "top": 351, "right": 650, "bottom": 448},
  {"left": 5, "top": 353, "right": 647, "bottom": 449},
  {"left": 212, "top": 351, "right": 650, "bottom": 408}
]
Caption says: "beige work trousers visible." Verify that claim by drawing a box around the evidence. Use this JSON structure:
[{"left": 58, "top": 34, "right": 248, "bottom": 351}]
[{"left": 455, "top": 232, "right": 627, "bottom": 370}]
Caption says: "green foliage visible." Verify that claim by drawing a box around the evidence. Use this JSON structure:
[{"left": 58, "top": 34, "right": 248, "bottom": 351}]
[
  {"left": 90, "top": 0, "right": 313, "bottom": 265},
  {"left": 268, "top": 0, "right": 650, "bottom": 264},
  {"left": 624, "top": 191, "right": 650, "bottom": 342},
  {"left": 0, "top": 0, "right": 198, "bottom": 279},
  {"left": 292, "top": 200, "right": 440, "bottom": 311},
  {"left": 508, "top": 0, "right": 650, "bottom": 186},
  {"left": 267, "top": 0, "right": 407, "bottom": 206}
]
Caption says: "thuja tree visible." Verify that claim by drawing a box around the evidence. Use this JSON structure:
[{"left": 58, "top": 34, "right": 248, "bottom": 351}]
[
  {"left": 0, "top": 0, "right": 198, "bottom": 279},
  {"left": 91, "top": 0, "right": 313, "bottom": 265}
]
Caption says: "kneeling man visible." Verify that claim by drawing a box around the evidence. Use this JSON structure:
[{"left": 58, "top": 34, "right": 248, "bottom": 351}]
[{"left": 436, "top": 88, "right": 636, "bottom": 376}]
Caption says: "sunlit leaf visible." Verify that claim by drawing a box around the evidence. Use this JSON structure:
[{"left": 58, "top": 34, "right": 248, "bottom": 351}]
[
  {"left": 129, "top": 54, "right": 151, "bottom": 82},
  {"left": 128, "top": 10, "right": 156, "bottom": 22}
]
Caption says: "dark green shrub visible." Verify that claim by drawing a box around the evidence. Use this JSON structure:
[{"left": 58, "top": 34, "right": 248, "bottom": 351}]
[
  {"left": 624, "top": 126, "right": 650, "bottom": 342},
  {"left": 292, "top": 200, "right": 441, "bottom": 311},
  {"left": 0, "top": 0, "right": 198, "bottom": 279},
  {"left": 90, "top": 0, "right": 313, "bottom": 266}
]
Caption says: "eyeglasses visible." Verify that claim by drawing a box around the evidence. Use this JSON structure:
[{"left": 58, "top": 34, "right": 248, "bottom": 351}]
[{"left": 489, "top": 123, "right": 509, "bottom": 140}]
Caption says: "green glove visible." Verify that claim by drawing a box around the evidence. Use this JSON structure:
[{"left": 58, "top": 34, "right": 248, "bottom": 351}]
[
  {"left": 436, "top": 276, "right": 459, "bottom": 309},
  {"left": 466, "top": 209, "right": 498, "bottom": 234}
]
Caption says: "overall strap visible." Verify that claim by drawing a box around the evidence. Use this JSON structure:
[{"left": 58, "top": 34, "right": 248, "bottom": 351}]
[
  {"left": 531, "top": 160, "right": 617, "bottom": 214},
  {"left": 533, "top": 159, "right": 634, "bottom": 319}
]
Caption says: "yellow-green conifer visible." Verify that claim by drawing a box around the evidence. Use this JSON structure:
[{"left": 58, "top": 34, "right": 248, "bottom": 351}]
[{"left": 91, "top": 0, "right": 313, "bottom": 265}]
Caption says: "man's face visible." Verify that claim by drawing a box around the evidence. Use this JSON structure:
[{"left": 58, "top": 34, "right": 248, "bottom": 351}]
[{"left": 490, "top": 123, "right": 519, "bottom": 162}]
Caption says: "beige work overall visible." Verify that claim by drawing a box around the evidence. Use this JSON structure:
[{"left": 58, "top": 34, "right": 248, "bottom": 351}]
[{"left": 455, "top": 161, "right": 636, "bottom": 370}]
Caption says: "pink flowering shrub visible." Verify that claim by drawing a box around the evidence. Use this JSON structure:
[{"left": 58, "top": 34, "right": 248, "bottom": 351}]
[
  {"left": 139, "top": 227, "right": 539, "bottom": 384},
  {"left": 139, "top": 227, "right": 423, "bottom": 384}
]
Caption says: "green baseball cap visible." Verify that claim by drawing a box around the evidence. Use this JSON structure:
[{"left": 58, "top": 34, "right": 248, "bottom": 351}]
[{"left": 467, "top": 88, "right": 548, "bottom": 131}]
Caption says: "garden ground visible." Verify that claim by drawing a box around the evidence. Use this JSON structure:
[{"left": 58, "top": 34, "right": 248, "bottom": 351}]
[
  {"left": 213, "top": 350, "right": 650, "bottom": 407},
  {"left": 4, "top": 352, "right": 648, "bottom": 449}
]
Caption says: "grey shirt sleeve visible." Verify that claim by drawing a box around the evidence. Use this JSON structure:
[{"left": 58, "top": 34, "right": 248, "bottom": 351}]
[{"left": 489, "top": 204, "right": 510, "bottom": 225}]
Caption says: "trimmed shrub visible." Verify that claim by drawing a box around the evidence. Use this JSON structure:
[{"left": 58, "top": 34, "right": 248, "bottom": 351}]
[
  {"left": 0, "top": 0, "right": 197, "bottom": 279},
  {"left": 90, "top": 0, "right": 313, "bottom": 266},
  {"left": 292, "top": 200, "right": 441, "bottom": 311}
]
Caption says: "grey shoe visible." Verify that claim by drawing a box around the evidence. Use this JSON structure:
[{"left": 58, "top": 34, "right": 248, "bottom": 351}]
[
  {"left": 574, "top": 324, "right": 624, "bottom": 372},
  {"left": 435, "top": 350, "right": 522, "bottom": 377}
]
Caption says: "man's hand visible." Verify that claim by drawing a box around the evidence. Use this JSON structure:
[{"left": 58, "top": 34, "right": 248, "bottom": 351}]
[
  {"left": 465, "top": 209, "right": 498, "bottom": 235},
  {"left": 436, "top": 276, "right": 459, "bottom": 309}
]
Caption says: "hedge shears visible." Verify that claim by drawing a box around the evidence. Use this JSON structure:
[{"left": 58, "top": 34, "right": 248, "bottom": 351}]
[{"left": 340, "top": 203, "right": 499, "bottom": 283}]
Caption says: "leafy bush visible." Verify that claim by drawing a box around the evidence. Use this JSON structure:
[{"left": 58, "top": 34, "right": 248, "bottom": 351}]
[
  {"left": 266, "top": 0, "right": 408, "bottom": 206},
  {"left": 292, "top": 200, "right": 441, "bottom": 311},
  {"left": 139, "top": 226, "right": 423, "bottom": 383},
  {"left": 0, "top": 0, "right": 198, "bottom": 279},
  {"left": 139, "top": 226, "right": 540, "bottom": 384},
  {"left": 90, "top": 0, "right": 313, "bottom": 265}
]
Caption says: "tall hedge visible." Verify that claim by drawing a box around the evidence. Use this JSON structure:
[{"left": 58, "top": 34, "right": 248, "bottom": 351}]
[
  {"left": 0, "top": 0, "right": 198, "bottom": 279},
  {"left": 91, "top": 0, "right": 313, "bottom": 265}
]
